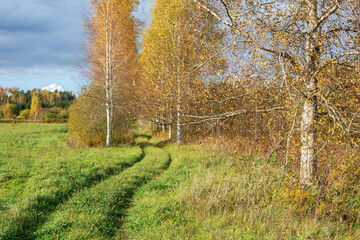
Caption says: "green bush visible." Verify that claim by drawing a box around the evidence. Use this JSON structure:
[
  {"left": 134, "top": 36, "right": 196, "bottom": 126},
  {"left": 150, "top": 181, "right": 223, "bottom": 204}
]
[
  {"left": 44, "top": 111, "right": 57, "bottom": 119},
  {"left": 0, "top": 107, "right": 4, "bottom": 118},
  {"left": 17, "top": 109, "right": 30, "bottom": 119},
  {"left": 48, "top": 107, "right": 63, "bottom": 114}
]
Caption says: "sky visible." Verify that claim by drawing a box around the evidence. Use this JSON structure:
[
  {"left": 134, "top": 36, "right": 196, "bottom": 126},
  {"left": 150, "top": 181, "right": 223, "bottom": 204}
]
[{"left": 0, "top": 0, "right": 152, "bottom": 93}]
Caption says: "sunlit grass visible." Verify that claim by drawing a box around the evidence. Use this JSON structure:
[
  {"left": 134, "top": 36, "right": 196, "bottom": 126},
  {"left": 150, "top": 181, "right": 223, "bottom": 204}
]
[
  {"left": 1, "top": 124, "right": 359, "bottom": 239},
  {"left": 0, "top": 124, "right": 143, "bottom": 239},
  {"left": 119, "top": 144, "right": 360, "bottom": 240},
  {"left": 36, "top": 146, "right": 170, "bottom": 240}
]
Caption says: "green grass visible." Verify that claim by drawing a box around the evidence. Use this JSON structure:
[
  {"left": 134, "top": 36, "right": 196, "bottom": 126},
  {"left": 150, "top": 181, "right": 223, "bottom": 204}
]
[
  {"left": 35, "top": 146, "right": 170, "bottom": 240},
  {"left": 119, "top": 144, "right": 360, "bottom": 240},
  {"left": 1, "top": 124, "right": 359, "bottom": 239},
  {"left": 0, "top": 124, "right": 143, "bottom": 239}
]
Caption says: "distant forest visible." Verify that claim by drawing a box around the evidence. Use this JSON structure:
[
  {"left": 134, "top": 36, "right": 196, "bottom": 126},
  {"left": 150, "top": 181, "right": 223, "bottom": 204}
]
[{"left": 0, "top": 86, "right": 75, "bottom": 121}]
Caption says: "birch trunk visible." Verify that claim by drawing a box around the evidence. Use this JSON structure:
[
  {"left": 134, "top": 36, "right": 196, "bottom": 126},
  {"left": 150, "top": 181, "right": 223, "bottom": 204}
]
[
  {"left": 105, "top": 0, "right": 111, "bottom": 147},
  {"left": 176, "top": 78, "right": 182, "bottom": 143},
  {"left": 106, "top": 90, "right": 111, "bottom": 146},
  {"left": 169, "top": 112, "right": 172, "bottom": 140},
  {"left": 161, "top": 115, "right": 166, "bottom": 132},
  {"left": 300, "top": 1, "right": 319, "bottom": 185},
  {"left": 176, "top": 102, "right": 182, "bottom": 143}
]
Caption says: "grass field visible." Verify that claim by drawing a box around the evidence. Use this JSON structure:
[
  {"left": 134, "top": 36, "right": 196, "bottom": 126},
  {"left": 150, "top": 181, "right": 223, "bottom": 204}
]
[
  {"left": 1, "top": 124, "right": 359, "bottom": 239},
  {"left": 119, "top": 144, "right": 360, "bottom": 239}
]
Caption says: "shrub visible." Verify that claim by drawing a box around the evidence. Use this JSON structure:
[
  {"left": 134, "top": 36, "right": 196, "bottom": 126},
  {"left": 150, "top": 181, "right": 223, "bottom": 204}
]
[
  {"left": 68, "top": 86, "right": 133, "bottom": 147},
  {"left": 5, "top": 112, "right": 16, "bottom": 119},
  {"left": 48, "top": 107, "right": 62, "bottom": 114},
  {"left": 0, "top": 107, "right": 4, "bottom": 119},
  {"left": 58, "top": 109, "right": 69, "bottom": 119},
  {"left": 17, "top": 109, "right": 30, "bottom": 119},
  {"left": 3, "top": 103, "right": 17, "bottom": 117},
  {"left": 44, "top": 111, "right": 57, "bottom": 119}
]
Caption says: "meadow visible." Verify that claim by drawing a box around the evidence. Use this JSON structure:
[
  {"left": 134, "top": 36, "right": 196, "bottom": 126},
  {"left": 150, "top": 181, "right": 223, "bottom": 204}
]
[{"left": 0, "top": 124, "right": 359, "bottom": 239}]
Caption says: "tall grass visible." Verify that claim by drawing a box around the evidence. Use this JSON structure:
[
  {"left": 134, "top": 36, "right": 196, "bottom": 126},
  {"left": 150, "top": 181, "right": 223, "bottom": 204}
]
[
  {"left": 1, "top": 124, "right": 359, "bottom": 239},
  {"left": 120, "top": 144, "right": 360, "bottom": 239}
]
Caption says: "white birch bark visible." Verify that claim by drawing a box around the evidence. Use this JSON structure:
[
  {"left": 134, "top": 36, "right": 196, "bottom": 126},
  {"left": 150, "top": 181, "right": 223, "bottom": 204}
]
[
  {"left": 176, "top": 81, "right": 182, "bottom": 143},
  {"left": 169, "top": 112, "right": 172, "bottom": 140},
  {"left": 300, "top": 1, "right": 319, "bottom": 185},
  {"left": 105, "top": 0, "right": 112, "bottom": 147}
]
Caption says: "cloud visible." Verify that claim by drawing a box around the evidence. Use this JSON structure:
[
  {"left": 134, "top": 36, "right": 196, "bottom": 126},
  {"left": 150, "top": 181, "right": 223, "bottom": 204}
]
[
  {"left": 0, "top": 0, "right": 152, "bottom": 92},
  {"left": 42, "top": 83, "right": 65, "bottom": 92},
  {"left": 0, "top": 65, "right": 81, "bottom": 92},
  {"left": 0, "top": 0, "right": 88, "bottom": 92},
  {"left": 0, "top": 0, "right": 86, "bottom": 69}
]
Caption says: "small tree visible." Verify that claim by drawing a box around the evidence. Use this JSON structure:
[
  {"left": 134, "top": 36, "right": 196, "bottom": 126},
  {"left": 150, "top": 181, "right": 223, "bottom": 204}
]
[
  {"left": 68, "top": 87, "right": 133, "bottom": 146},
  {"left": 84, "top": 0, "right": 138, "bottom": 147},
  {"left": 30, "top": 95, "right": 43, "bottom": 120}
]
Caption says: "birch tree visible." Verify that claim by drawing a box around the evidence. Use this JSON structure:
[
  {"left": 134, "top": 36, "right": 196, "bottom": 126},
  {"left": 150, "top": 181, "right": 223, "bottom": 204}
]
[
  {"left": 69, "top": 0, "right": 138, "bottom": 147},
  {"left": 86, "top": 0, "right": 138, "bottom": 146},
  {"left": 138, "top": 0, "right": 226, "bottom": 143},
  {"left": 30, "top": 95, "right": 42, "bottom": 120},
  {"left": 193, "top": 0, "right": 360, "bottom": 185}
]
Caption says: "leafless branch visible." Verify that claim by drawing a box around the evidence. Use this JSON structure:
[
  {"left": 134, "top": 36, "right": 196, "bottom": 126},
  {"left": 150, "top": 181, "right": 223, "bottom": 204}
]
[
  {"left": 314, "top": 51, "right": 360, "bottom": 77},
  {"left": 185, "top": 107, "right": 284, "bottom": 120}
]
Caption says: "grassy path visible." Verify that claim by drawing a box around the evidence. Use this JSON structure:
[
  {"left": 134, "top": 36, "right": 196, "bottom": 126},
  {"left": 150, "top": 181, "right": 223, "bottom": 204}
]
[
  {"left": 34, "top": 141, "right": 171, "bottom": 239},
  {"left": 0, "top": 124, "right": 143, "bottom": 239},
  {"left": 2, "top": 125, "right": 360, "bottom": 239},
  {"left": 0, "top": 148, "right": 144, "bottom": 240},
  {"left": 115, "top": 145, "right": 213, "bottom": 240},
  {"left": 1, "top": 125, "right": 173, "bottom": 240}
]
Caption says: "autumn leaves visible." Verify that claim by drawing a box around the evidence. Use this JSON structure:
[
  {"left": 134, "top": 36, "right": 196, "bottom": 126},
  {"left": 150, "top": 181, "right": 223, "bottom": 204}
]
[{"left": 71, "top": 0, "right": 360, "bottom": 186}]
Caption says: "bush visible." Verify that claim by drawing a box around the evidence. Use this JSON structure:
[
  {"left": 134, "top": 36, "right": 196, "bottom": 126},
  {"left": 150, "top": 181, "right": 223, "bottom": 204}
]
[
  {"left": 3, "top": 103, "right": 18, "bottom": 117},
  {"left": 0, "top": 107, "right": 4, "bottom": 119},
  {"left": 44, "top": 111, "right": 57, "bottom": 119},
  {"left": 5, "top": 112, "right": 16, "bottom": 119},
  {"left": 58, "top": 109, "right": 69, "bottom": 119},
  {"left": 48, "top": 107, "right": 62, "bottom": 114},
  {"left": 68, "top": 86, "right": 133, "bottom": 147},
  {"left": 17, "top": 109, "right": 30, "bottom": 119}
]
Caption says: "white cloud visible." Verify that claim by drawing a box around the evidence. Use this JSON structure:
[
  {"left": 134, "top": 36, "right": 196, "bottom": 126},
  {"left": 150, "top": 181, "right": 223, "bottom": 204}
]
[{"left": 42, "top": 83, "right": 64, "bottom": 92}]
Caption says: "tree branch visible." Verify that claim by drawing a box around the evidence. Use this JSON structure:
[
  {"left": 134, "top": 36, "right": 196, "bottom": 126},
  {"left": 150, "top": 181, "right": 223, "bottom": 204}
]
[
  {"left": 310, "top": 1, "right": 342, "bottom": 34},
  {"left": 184, "top": 107, "right": 284, "bottom": 121},
  {"left": 192, "top": 0, "right": 233, "bottom": 27},
  {"left": 314, "top": 51, "right": 360, "bottom": 77},
  {"left": 192, "top": 0, "right": 298, "bottom": 66}
]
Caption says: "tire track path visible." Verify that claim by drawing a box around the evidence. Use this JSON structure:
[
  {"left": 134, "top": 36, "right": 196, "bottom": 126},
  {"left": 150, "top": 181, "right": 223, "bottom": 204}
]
[
  {"left": 34, "top": 141, "right": 171, "bottom": 240},
  {"left": 1, "top": 147, "right": 144, "bottom": 240}
]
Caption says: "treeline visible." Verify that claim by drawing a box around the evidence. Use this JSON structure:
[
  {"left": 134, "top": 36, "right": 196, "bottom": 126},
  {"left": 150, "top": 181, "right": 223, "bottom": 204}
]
[
  {"left": 72, "top": 0, "right": 360, "bottom": 190},
  {"left": 0, "top": 86, "right": 75, "bottom": 121}
]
